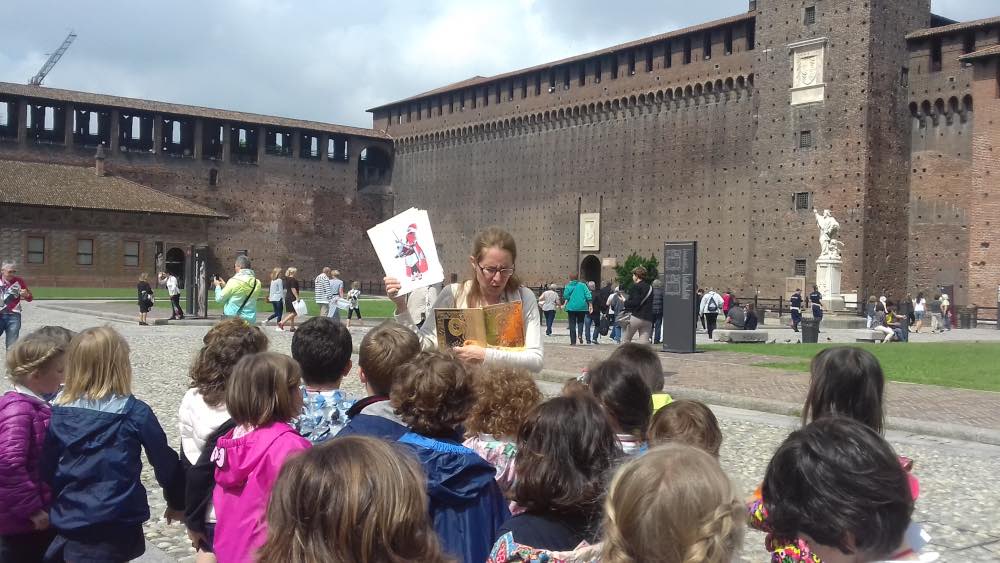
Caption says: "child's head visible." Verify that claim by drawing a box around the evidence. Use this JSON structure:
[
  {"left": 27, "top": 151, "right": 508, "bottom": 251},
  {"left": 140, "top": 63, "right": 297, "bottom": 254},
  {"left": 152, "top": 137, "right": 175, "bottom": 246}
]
[
  {"left": 226, "top": 352, "right": 302, "bottom": 427},
  {"left": 32, "top": 325, "right": 76, "bottom": 347},
  {"left": 608, "top": 343, "right": 665, "bottom": 392},
  {"left": 190, "top": 319, "right": 268, "bottom": 407},
  {"left": 391, "top": 350, "right": 474, "bottom": 438},
  {"left": 291, "top": 317, "right": 352, "bottom": 388},
  {"left": 648, "top": 400, "right": 722, "bottom": 457},
  {"left": 259, "top": 436, "right": 449, "bottom": 563},
  {"left": 351, "top": 280, "right": 360, "bottom": 290},
  {"left": 58, "top": 327, "right": 132, "bottom": 404},
  {"left": 586, "top": 358, "right": 653, "bottom": 439},
  {"left": 762, "top": 417, "right": 913, "bottom": 562},
  {"left": 6, "top": 332, "right": 71, "bottom": 395},
  {"left": 803, "top": 347, "right": 884, "bottom": 434},
  {"left": 465, "top": 366, "right": 542, "bottom": 440},
  {"left": 359, "top": 321, "right": 420, "bottom": 396},
  {"left": 510, "top": 394, "right": 622, "bottom": 517},
  {"left": 601, "top": 444, "right": 743, "bottom": 563}
]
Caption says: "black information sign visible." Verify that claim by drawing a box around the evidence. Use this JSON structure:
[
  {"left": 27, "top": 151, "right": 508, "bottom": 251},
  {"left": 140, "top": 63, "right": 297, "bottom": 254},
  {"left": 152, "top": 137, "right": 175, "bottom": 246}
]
[{"left": 662, "top": 241, "right": 697, "bottom": 353}]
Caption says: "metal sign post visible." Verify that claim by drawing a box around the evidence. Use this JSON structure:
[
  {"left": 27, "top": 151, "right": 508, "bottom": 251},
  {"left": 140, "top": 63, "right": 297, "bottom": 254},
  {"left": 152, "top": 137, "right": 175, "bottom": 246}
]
[{"left": 662, "top": 241, "right": 697, "bottom": 353}]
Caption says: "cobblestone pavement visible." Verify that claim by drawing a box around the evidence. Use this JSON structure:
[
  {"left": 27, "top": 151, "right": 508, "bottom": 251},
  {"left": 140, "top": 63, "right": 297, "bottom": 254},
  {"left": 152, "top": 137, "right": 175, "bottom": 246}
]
[{"left": 4, "top": 305, "right": 999, "bottom": 561}]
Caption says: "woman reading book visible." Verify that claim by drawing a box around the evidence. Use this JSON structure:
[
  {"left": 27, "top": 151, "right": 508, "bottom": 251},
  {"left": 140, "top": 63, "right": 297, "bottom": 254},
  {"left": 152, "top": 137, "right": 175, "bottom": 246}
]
[{"left": 385, "top": 227, "right": 544, "bottom": 372}]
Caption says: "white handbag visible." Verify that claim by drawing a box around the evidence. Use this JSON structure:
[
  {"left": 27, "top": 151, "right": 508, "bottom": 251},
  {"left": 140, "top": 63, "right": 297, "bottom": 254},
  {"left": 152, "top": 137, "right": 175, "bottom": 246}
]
[{"left": 292, "top": 299, "right": 308, "bottom": 316}]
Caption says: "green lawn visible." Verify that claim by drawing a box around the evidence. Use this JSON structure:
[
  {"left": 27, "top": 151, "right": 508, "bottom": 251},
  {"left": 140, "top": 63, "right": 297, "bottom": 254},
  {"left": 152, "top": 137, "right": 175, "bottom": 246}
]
[{"left": 701, "top": 342, "right": 1000, "bottom": 392}]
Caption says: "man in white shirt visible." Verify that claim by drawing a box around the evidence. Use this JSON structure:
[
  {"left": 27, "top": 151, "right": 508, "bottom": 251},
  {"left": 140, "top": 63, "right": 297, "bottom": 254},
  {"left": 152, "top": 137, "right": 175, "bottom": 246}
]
[
  {"left": 538, "top": 284, "right": 561, "bottom": 336},
  {"left": 159, "top": 271, "right": 184, "bottom": 320},
  {"left": 700, "top": 289, "right": 724, "bottom": 339},
  {"left": 314, "top": 267, "right": 332, "bottom": 317}
]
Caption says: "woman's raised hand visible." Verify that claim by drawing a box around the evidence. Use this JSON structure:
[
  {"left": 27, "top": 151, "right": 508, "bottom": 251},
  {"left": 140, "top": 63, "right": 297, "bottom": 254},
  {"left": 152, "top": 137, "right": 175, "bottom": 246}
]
[{"left": 384, "top": 276, "right": 408, "bottom": 309}]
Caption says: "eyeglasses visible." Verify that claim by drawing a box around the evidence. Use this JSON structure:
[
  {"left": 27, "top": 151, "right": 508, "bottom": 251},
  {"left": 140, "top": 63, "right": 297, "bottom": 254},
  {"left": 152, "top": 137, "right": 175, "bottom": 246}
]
[{"left": 477, "top": 264, "right": 515, "bottom": 278}]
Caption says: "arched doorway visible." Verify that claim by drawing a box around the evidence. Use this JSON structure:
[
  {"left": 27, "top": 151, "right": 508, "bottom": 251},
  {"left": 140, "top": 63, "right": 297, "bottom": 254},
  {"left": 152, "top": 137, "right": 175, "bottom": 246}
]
[
  {"left": 166, "top": 247, "right": 185, "bottom": 289},
  {"left": 580, "top": 255, "right": 601, "bottom": 286}
]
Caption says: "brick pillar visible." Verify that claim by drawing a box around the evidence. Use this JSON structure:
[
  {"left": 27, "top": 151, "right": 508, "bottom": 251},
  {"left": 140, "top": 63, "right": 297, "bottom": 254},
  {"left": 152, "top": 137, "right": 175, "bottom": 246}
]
[
  {"left": 291, "top": 130, "right": 301, "bottom": 159},
  {"left": 320, "top": 133, "right": 329, "bottom": 161},
  {"left": 15, "top": 99, "right": 27, "bottom": 145},
  {"left": 152, "top": 114, "right": 163, "bottom": 155},
  {"left": 64, "top": 103, "right": 75, "bottom": 146},
  {"left": 193, "top": 119, "right": 204, "bottom": 160},
  {"left": 221, "top": 122, "right": 231, "bottom": 163},
  {"left": 256, "top": 126, "right": 266, "bottom": 162},
  {"left": 109, "top": 109, "right": 120, "bottom": 153}
]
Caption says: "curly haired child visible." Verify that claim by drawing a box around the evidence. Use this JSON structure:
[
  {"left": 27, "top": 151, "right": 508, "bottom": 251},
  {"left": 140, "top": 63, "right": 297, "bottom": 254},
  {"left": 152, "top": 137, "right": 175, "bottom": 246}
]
[
  {"left": 0, "top": 328, "right": 74, "bottom": 562},
  {"left": 463, "top": 366, "right": 542, "bottom": 490}
]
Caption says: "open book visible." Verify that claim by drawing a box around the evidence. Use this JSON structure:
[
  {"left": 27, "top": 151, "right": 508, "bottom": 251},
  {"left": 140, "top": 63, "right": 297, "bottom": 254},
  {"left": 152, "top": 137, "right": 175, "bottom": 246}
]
[{"left": 435, "top": 301, "right": 525, "bottom": 349}]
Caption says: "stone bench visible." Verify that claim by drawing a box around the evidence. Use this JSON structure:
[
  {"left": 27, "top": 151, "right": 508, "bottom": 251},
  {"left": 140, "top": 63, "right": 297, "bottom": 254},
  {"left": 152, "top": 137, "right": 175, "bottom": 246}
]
[
  {"left": 856, "top": 329, "right": 889, "bottom": 343},
  {"left": 713, "top": 329, "right": 768, "bottom": 343}
]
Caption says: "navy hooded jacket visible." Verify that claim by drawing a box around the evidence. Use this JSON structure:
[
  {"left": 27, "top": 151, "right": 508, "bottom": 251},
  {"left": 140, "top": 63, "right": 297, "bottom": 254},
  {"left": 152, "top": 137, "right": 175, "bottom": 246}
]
[{"left": 42, "top": 395, "right": 184, "bottom": 531}]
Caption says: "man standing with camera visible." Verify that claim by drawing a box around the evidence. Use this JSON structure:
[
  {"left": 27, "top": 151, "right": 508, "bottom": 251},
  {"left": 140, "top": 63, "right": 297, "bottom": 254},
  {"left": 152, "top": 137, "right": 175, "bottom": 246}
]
[{"left": 0, "top": 261, "right": 32, "bottom": 349}]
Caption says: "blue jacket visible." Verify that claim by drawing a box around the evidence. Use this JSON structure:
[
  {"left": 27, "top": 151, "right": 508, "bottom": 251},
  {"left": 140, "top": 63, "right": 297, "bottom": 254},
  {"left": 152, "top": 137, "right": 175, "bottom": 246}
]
[
  {"left": 42, "top": 395, "right": 184, "bottom": 531},
  {"left": 399, "top": 431, "right": 510, "bottom": 563},
  {"left": 336, "top": 396, "right": 409, "bottom": 441}
]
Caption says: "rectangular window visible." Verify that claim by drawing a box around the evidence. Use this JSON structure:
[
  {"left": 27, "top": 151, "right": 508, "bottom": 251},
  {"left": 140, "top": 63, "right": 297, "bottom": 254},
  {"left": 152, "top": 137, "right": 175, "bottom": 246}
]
[
  {"left": 470, "top": 90, "right": 477, "bottom": 109},
  {"left": 645, "top": 47, "right": 654, "bottom": 72},
  {"left": 799, "top": 130, "right": 813, "bottom": 149},
  {"left": 77, "top": 239, "right": 94, "bottom": 266},
  {"left": 611, "top": 55, "right": 619, "bottom": 79},
  {"left": 459, "top": 91, "right": 465, "bottom": 110},
  {"left": 437, "top": 98, "right": 443, "bottom": 116},
  {"left": 498, "top": 84, "right": 503, "bottom": 104},
  {"left": 930, "top": 38, "right": 942, "bottom": 72},
  {"left": 683, "top": 37, "right": 692, "bottom": 64},
  {"left": 563, "top": 66, "right": 571, "bottom": 89},
  {"left": 483, "top": 86, "right": 489, "bottom": 107},
  {"left": 579, "top": 62, "right": 586, "bottom": 86},
  {"left": 595, "top": 59, "right": 603, "bottom": 82},
  {"left": 962, "top": 33, "right": 975, "bottom": 54},
  {"left": 804, "top": 6, "right": 816, "bottom": 25},
  {"left": 794, "top": 192, "right": 812, "bottom": 210},
  {"left": 746, "top": 21, "right": 756, "bottom": 50},
  {"left": 124, "top": 241, "right": 140, "bottom": 267},
  {"left": 794, "top": 259, "right": 807, "bottom": 277},
  {"left": 724, "top": 28, "right": 734, "bottom": 55},
  {"left": 535, "top": 74, "right": 541, "bottom": 95},
  {"left": 549, "top": 70, "right": 556, "bottom": 88},
  {"left": 27, "top": 236, "right": 44, "bottom": 264},
  {"left": 703, "top": 33, "right": 712, "bottom": 60},
  {"left": 627, "top": 51, "right": 636, "bottom": 75},
  {"left": 521, "top": 79, "right": 527, "bottom": 98},
  {"left": 664, "top": 41, "right": 672, "bottom": 68}
]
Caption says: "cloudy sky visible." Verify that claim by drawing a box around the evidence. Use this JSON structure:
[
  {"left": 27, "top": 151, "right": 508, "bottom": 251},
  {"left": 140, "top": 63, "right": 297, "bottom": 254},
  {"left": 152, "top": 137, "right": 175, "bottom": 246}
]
[{"left": 1, "top": 0, "right": 995, "bottom": 128}]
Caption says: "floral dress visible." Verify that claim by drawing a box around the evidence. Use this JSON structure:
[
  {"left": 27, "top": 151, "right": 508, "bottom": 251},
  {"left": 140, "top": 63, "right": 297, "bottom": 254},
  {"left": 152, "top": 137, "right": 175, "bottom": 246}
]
[{"left": 463, "top": 433, "right": 518, "bottom": 490}]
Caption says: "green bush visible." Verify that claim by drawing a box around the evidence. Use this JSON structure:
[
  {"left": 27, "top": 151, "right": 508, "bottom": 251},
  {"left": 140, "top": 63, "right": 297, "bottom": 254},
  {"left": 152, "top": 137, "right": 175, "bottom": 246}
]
[{"left": 614, "top": 253, "right": 659, "bottom": 291}]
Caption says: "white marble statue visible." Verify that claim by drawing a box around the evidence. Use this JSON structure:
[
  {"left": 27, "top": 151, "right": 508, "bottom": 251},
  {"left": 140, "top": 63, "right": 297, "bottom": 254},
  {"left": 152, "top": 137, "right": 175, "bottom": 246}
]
[{"left": 813, "top": 208, "right": 843, "bottom": 260}]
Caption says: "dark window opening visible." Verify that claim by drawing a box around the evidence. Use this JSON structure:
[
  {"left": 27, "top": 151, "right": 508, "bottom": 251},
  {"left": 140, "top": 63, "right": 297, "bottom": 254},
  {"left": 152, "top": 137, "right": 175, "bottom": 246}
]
[
  {"left": 683, "top": 37, "right": 692, "bottom": 64},
  {"left": 746, "top": 21, "right": 756, "bottom": 50},
  {"left": 265, "top": 128, "right": 294, "bottom": 157},
  {"left": 930, "top": 38, "right": 942, "bottom": 72},
  {"left": 794, "top": 259, "right": 807, "bottom": 276},
  {"left": 328, "top": 136, "right": 349, "bottom": 162},
  {"left": 117, "top": 111, "right": 153, "bottom": 152},
  {"left": 77, "top": 239, "right": 94, "bottom": 266},
  {"left": 563, "top": 66, "right": 571, "bottom": 89},
  {"left": 358, "top": 146, "right": 391, "bottom": 189},
  {"left": 459, "top": 91, "right": 465, "bottom": 110},
  {"left": 300, "top": 133, "right": 321, "bottom": 159},
  {"left": 72, "top": 107, "right": 111, "bottom": 148},
  {"left": 664, "top": 41, "right": 672, "bottom": 68},
  {"left": 426, "top": 101, "right": 432, "bottom": 118},
  {"left": 231, "top": 126, "right": 259, "bottom": 164},
  {"left": 611, "top": 55, "right": 619, "bottom": 79},
  {"left": 498, "top": 84, "right": 503, "bottom": 104},
  {"left": 521, "top": 79, "right": 527, "bottom": 99},
  {"left": 27, "top": 236, "right": 44, "bottom": 264},
  {"left": 799, "top": 130, "right": 813, "bottom": 149},
  {"left": 794, "top": 192, "right": 812, "bottom": 210},
  {"left": 202, "top": 121, "right": 224, "bottom": 160},
  {"left": 579, "top": 62, "right": 586, "bottom": 86},
  {"left": 469, "top": 90, "right": 476, "bottom": 109},
  {"left": 962, "top": 33, "right": 975, "bottom": 54},
  {"left": 627, "top": 51, "right": 636, "bottom": 75},
  {"left": 483, "top": 86, "right": 489, "bottom": 107},
  {"left": 124, "top": 241, "right": 140, "bottom": 267},
  {"left": 645, "top": 48, "right": 654, "bottom": 72},
  {"left": 437, "top": 98, "right": 443, "bottom": 116},
  {"left": 804, "top": 6, "right": 816, "bottom": 25},
  {"left": 535, "top": 74, "right": 541, "bottom": 95},
  {"left": 724, "top": 28, "right": 734, "bottom": 55},
  {"left": 161, "top": 117, "right": 194, "bottom": 157},
  {"left": 595, "top": 59, "right": 603, "bottom": 82},
  {"left": 549, "top": 70, "right": 556, "bottom": 88},
  {"left": 209, "top": 168, "right": 218, "bottom": 186},
  {"left": 26, "top": 104, "right": 66, "bottom": 145},
  {"left": 703, "top": 33, "right": 712, "bottom": 60}
]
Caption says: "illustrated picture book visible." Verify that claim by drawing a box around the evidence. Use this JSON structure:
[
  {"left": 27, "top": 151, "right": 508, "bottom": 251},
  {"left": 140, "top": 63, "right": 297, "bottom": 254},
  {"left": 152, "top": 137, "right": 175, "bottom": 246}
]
[{"left": 435, "top": 301, "right": 525, "bottom": 349}]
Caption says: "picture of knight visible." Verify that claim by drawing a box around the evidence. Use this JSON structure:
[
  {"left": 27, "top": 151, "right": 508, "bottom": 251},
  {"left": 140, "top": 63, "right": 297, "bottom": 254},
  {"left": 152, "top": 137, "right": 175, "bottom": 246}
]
[{"left": 396, "top": 223, "right": 429, "bottom": 281}]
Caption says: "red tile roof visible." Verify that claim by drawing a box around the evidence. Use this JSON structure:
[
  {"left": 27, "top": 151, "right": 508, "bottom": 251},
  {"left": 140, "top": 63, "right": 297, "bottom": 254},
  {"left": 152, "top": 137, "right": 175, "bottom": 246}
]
[
  {"left": 958, "top": 44, "right": 1000, "bottom": 62},
  {"left": 906, "top": 15, "right": 1000, "bottom": 40},
  {"left": 0, "top": 159, "right": 226, "bottom": 218}
]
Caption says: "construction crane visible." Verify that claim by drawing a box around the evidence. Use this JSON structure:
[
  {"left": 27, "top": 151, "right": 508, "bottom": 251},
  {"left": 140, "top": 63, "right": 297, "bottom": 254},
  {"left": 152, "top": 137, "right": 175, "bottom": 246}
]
[{"left": 29, "top": 31, "right": 77, "bottom": 86}]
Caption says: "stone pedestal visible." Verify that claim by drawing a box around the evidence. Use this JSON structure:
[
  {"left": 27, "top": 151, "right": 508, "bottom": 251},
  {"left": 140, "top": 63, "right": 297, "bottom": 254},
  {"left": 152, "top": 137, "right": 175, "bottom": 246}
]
[{"left": 816, "top": 257, "right": 847, "bottom": 311}]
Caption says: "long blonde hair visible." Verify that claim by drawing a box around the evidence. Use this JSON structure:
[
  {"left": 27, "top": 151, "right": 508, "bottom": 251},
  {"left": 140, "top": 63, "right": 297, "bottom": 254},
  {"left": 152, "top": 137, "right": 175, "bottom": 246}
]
[
  {"left": 458, "top": 227, "right": 521, "bottom": 307},
  {"left": 57, "top": 327, "right": 133, "bottom": 404},
  {"left": 601, "top": 444, "right": 743, "bottom": 563},
  {"left": 270, "top": 267, "right": 282, "bottom": 281},
  {"left": 258, "top": 436, "right": 452, "bottom": 563}
]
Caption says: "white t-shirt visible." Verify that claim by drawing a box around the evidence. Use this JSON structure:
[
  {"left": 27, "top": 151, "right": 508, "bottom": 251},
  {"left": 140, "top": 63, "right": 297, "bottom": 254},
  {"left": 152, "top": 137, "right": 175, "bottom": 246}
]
[
  {"left": 539, "top": 290, "right": 560, "bottom": 312},
  {"left": 914, "top": 298, "right": 926, "bottom": 312}
]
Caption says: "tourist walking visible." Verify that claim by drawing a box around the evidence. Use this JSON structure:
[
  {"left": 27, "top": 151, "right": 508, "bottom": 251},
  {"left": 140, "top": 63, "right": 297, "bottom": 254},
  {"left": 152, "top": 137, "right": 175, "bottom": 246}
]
[
  {"left": 137, "top": 273, "right": 154, "bottom": 326},
  {"left": 214, "top": 255, "right": 260, "bottom": 323},
  {"left": 929, "top": 294, "right": 944, "bottom": 332},
  {"left": 264, "top": 267, "right": 284, "bottom": 325},
  {"left": 563, "top": 274, "right": 592, "bottom": 346},
  {"left": 913, "top": 292, "right": 926, "bottom": 332},
  {"left": 789, "top": 288, "right": 803, "bottom": 332},
  {"left": 651, "top": 278, "right": 664, "bottom": 344},
  {"left": 940, "top": 293, "right": 952, "bottom": 331},
  {"left": 700, "top": 288, "right": 723, "bottom": 339},
  {"left": 159, "top": 271, "right": 184, "bottom": 320},
  {"left": 314, "top": 267, "right": 332, "bottom": 317},
  {"left": 585, "top": 281, "right": 602, "bottom": 344},
  {"left": 384, "top": 227, "right": 544, "bottom": 372},
  {"left": 808, "top": 285, "right": 824, "bottom": 328},
  {"left": 538, "top": 284, "right": 560, "bottom": 336},
  {"left": 722, "top": 289, "right": 733, "bottom": 316},
  {"left": 0, "top": 261, "right": 32, "bottom": 349},
  {"left": 327, "top": 270, "right": 345, "bottom": 321},
  {"left": 623, "top": 267, "right": 654, "bottom": 344},
  {"left": 347, "top": 281, "right": 363, "bottom": 327},
  {"left": 279, "top": 267, "right": 301, "bottom": 331}
]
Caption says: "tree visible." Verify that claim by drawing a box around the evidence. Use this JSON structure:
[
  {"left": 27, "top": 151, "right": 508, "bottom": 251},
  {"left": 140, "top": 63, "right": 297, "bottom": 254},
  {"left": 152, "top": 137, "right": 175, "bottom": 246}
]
[{"left": 614, "top": 253, "right": 659, "bottom": 292}]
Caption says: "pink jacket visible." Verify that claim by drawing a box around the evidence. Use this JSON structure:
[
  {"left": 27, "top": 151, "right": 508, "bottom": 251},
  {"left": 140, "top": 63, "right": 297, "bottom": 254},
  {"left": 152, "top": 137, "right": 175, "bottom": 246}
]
[
  {"left": 211, "top": 422, "right": 310, "bottom": 563},
  {"left": 0, "top": 391, "right": 52, "bottom": 535}
]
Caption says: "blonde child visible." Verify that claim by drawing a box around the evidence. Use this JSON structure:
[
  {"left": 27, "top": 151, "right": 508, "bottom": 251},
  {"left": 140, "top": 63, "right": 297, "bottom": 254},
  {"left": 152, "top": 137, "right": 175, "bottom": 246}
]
[
  {"left": 179, "top": 319, "right": 268, "bottom": 560},
  {"left": 463, "top": 367, "right": 542, "bottom": 491},
  {"left": 257, "top": 436, "right": 451, "bottom": 563},
  {"left": 0, "top": 329, "right": 73, "bottom": 562},
  {"left": 42, "top": 327, "right": 184, "bottom": 562},
  {"left": 211, "top": 352, "right": 310, "bottom": 563},
  {"left": 346, "top": 281, "right": 363, "bottom": 327}
]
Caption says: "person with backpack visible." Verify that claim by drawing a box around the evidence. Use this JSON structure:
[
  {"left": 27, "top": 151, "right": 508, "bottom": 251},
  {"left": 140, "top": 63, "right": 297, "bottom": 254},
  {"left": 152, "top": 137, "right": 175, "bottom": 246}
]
[
  {"left": 214, "top": 255, "right": 260, "bottom": 323},
  {"left": 699, "top": 289, "right": 724, "bottom": 339}
]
